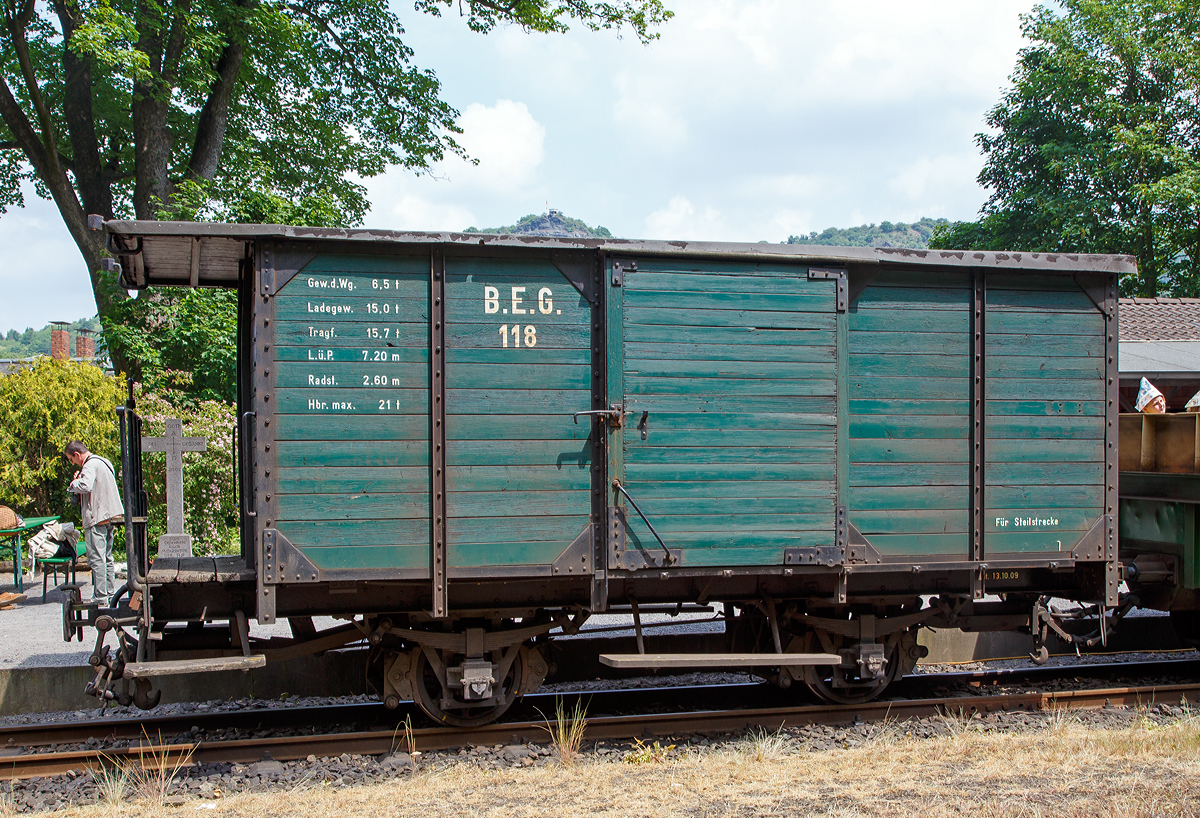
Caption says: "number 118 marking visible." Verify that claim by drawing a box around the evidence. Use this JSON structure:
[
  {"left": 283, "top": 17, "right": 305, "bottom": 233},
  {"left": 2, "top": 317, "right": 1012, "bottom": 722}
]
[{"left": 499, "top": 324, "right": 538, "bottom": 347}]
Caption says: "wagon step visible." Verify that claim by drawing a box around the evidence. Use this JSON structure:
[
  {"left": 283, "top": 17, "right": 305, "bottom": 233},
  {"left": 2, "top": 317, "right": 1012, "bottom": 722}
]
[
  {"left": 122, "top": 654, "right": 266, "bottom": 679},
  {"left": 599, "top": 653, "right": 841, "bottom": 669}
]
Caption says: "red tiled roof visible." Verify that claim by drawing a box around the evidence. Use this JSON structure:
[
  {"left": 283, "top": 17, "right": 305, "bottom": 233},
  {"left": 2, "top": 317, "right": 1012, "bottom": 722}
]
[{"left": 1120, "top": 298, "right": 1200, "bottom": 341}]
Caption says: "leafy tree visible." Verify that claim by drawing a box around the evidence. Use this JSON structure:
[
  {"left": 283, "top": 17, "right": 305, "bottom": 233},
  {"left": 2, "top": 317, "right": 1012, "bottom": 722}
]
[
  {"left": 0, "top": 0, "right": 672, "bottom": 372},
  {"left": 0, "top": 358, "right": 123, "bottom": 519},
  {"left": 930, "top": 0, "right": 1200, "bottom": 296},
  {"left": 787, "top": 217, "right": 949, "bottom": 250}
]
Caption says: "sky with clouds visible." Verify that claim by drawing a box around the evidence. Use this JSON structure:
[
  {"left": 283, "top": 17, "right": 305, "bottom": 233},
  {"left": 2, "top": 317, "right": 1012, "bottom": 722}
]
[{"left": 0, "top": 0, "right": 1038, "bottom": 335}]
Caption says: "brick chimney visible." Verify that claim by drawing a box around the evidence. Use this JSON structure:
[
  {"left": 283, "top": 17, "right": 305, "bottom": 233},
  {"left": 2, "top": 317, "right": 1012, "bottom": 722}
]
[
  {"left": 75, "top": 330, "right": 95, "bottom": 359},
  {"left": 50, "top": 322, "right": 70, "bottom": 360}
]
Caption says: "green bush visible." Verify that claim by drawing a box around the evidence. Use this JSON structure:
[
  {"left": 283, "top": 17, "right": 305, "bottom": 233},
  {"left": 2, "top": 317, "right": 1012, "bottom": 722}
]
[{"left": 0, "top": 358, "right": 123, "bottom": 521}]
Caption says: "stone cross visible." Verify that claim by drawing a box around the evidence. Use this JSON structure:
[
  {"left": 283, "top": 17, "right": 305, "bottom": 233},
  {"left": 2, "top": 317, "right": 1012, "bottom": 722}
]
[{"left": 142, "top": 418, "right": 206, "bottom": 558}]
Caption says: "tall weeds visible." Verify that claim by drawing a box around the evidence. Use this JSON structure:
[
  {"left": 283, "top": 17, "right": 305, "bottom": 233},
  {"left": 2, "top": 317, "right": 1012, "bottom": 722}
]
[{"left": 539, "top": 696, "right": 589, "bottom": 766}]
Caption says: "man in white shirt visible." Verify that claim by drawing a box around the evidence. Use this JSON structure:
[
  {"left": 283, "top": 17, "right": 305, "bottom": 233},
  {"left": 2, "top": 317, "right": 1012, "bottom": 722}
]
[{"left": 65, "top": 441, "right": 124, "bottom": 603}]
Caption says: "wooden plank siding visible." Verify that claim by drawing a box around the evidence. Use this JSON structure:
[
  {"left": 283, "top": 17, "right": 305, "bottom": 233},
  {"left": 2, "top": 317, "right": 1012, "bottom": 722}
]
[
  {"left": 620, "top": 259, "right": 838, "bottom": 566},
  {"left": 846, "top": 272, "right": 972, "bottom": 557},
  {"left": 443, "top": 258, "right": 594, "bottom": 568},
  {"left": 984, "top": 276, "right": 1105, "bottom": 554},
  {"left": 270, "top": 253, "right": 432, "bottom": 572}
]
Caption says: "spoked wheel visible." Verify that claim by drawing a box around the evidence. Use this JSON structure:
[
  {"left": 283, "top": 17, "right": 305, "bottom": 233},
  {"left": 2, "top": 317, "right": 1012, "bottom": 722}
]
[
  {"left": 800, "top": 627, "right": 918, "bottom": 705},
  {"left": 411, "top": 648, "right": 523, "bottom": 727}
]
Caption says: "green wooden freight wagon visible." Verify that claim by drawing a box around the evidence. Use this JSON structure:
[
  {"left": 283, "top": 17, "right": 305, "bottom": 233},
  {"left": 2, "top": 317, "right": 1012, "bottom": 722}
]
[{"left": 93, "top": 220, "right": 1131, "bottom": 720}]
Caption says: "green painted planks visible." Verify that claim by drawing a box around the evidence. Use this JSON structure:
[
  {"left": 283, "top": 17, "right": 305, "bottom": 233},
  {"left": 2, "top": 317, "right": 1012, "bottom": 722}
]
[
  {"left": 446, "top": 347, "right": 589, "bottom": 365},
  {"left": 986, "top": 379, "right": 1104, "bottom": 401},
  {"left": 274, "top": 298, "right": 428, "bottom": 323},
  {"left": 986, "top": 529, "right": 1093, "bottom": 554},
  {"left": 987, "top": 485, "right": 1103, "bottom": 508},
  {"left": 848, "top": 354, "right": 969, "bottom": 379},
  {"left": 273, "top": 322, "right": 426, "bottom": 348},
  {"left": 274, "top": 346, "right": 428, "bottom": 364},
  {"left": 625, "top": 271, "right": 815, "bottom": 293},
  {"left": 624, "top": 463, "right": 835, "bottom": 482},
  {"left": 275, "top": 467, "right": 427, "bottom": 494},
  {"left": 278, "top": 519, "right": 431, "bottom": 548},
  {"left": 445, "top": 322, "right": 589, "bottom": 350},
  {"left": 986, "top": 463, "right": 1103, "bottom": 485},
  {"left": 985, "top": 274, "right": 1081, "bottom": 292},
  {"left": 630, "top": 259, "right": 811, "bottom": 277},
  {"left": 853, "top": 286, "right": 969, "bottom": 310},
  {"left": 632, "top": 495, "right": 835, "bottom": 515},
  {"left": 296, "top": 254, "right": 429, "bottom": 276},
  {"left": 848, "top": 485, "right": 969, "bottom": 510},
  {"left": 859, "top": 271, "right": 971, "bottom": 289},
  {"left": 988, "top": 417, "right": 1099, "bottom": 436},
  {"left": 987, "top": 334, "right": 1105, "bottom": 357},
  {"left": 852, "top": 533, "right": 967, "bottom": 556},
  {"left": 985, "top": 356, "right": 1103, "bottom": 379},
  {"left": 984, "top": 400, "right": 1104, "bottom": 417},
  {"left": 448, "top": 363, "right": 590, "bottom": 390},
  {"left": 622, "top": 412, "right": 836, "bottom": 435},
  {"left": 624, "top": 529, "right": 831, "bottom": 551},
  {"left": 627, "top": 480, "right": 836, "bottom": 500},
  {"left": 849, "top": 400, "right": 969, "bottom": 416},
  {"left": 625, "top": 377, "right": 836, "bottom": 398},
  {"left": 847, "top": 310, "right": 969, "bottom": 333},
  {"left": 275, "top": 362, "right": 427, "bottom": 390},
  {"left": 849, "top": 331, "right": 968, "bottom": 355},
  {"left": 622, "top": 427, "right": 835, "bottom": 448},
  {"left": 447, "top": 515, "right": 586, "bottom": 544},
  {"left": 986, "top": 508, "right": 1101, "bottom": 533},
  {"left": 850, "top": 415, "right": 967, "bottom": 439},
  {"left": 446, "top": 490, "right": 590, "bottom": 518},
  {"left": 446, "top": 388, "right": 590, "bottom": 415},
  {"left": 987, "top": 438, "right": 1104, "bottom": 462},
  {"left": 623, "top": 307, "right": 835, "bottom": 331},
  {"left": 625, "top": 513, "right": 834, "bottom": 533},
  {"left": 449, "top": 541, "right": 579, "bottom": 568},
  {"left": 275, "top": 492, "right": 428, "bottom": 521},
  {"left": 849, "top": 438, "right": 968, "bottom": 463},
  {"left": 445, "top": 257, "right": 570, "bottom": 280},
  {"left": 446, "top": 466, "right": 591, "bottom": 492},
  {"left": 848, "top": 464, "right": 968, "bottom": 486},
  {"left": 625, "top": 324, "right": 834, "bottom": 346},
  {"left": 849, "top": 377, "right": 967, "bottom": 401},
  {"left": 624, "top": 446, "right": 833, "bottom": 465},
  {"left": 277, "top": 388, "right": 425, "bottom": 415},
  {"left": 448, "top": 439, "right": 593, "bottom": 467},
  {"left": 624, "top": 360, "right": 835, "bottom": 380},
  {"left": 293, "top": 545, "right": 429, "bottom": 571},
  {"left": 625, "top": 395, "right": 836, "bottom": 414},
  {"left": 448, "top": 414, "right": 595, "bottom": 441},
  {"left": 850, "top": 509, "right": 969, "bottom": 534},
  {"left": 275, "top": 414, "right": 429, "bottom": 441},
  {"left": 275, "top": 440, "right": 428, "bottom": 468},
  {"left": 626, "top": 289, "right": 835, "bottom": 313},
  {"left": 986, "top": 311, "right": 1103, "bottom": 336},
  {"left": 986, "top": 288, "right": 1096, "bottom": 312},
  {"left": 624, "top": 342, "right": 834, "bottom": 364}
]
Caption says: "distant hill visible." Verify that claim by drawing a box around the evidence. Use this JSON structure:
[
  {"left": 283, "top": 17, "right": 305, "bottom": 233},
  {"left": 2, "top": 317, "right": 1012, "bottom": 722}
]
[
  {"left": 0, "top": 317, "right": 101, "bottom": 359},
  {"left": 786, "top": 217, "right": 949, "bottom": 250},
  {"left": 466, "top": 210, "right": 613, "bottom": 239}
]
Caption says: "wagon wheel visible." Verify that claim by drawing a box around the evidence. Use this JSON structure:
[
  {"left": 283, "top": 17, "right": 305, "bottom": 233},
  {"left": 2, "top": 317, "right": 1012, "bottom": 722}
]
[
  {"left": 800, "top": 628, "right": 916, "bottom": 705},
  {"left": 411, "top": 648, "right": 523, "bottom": 728}
]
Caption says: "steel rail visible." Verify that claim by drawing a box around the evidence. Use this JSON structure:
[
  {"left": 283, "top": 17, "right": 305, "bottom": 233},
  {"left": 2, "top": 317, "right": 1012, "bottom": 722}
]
[
  {"left": 4, "top": 681, "right": 1199, "bottom": 781},
  {"left": 3, "top": 656, "right": 1197, "bottom": 752}
]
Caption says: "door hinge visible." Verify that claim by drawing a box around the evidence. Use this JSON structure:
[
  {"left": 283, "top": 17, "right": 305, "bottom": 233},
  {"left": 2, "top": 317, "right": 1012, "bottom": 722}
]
[{"left": 809, "top": 268, "right": 848, "bottom": 312}]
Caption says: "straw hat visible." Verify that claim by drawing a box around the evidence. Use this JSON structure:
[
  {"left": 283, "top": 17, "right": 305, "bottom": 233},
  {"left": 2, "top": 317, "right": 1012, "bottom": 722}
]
[{"left": 0, "top": 506, "right": 18, "bottom": 530}]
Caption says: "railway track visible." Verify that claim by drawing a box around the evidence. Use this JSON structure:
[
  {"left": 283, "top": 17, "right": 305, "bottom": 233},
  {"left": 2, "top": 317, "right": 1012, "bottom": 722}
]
[{"left": 3, "top": 658, "right": 1198, "bottom": 780}]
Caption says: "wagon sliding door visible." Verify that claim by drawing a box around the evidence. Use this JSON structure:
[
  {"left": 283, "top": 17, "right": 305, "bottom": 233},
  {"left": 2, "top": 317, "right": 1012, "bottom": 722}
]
[
  {"left": 257, "top": 250, "right": 431, "bottom": 599},
  {"left": 442, "top": 256, "right": 596, "bottom": 579},
  {"left": 614, "top": 258, "right": 839, "bottom": 567}
]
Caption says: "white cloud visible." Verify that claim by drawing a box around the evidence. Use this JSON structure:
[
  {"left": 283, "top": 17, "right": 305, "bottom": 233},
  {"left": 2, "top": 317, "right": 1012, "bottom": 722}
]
[
  {"left": 452, "top": 99, "right": 545, "bottom": 191},
  {"left": 644, "top": 196, "right": 728, "bottom": 239}
]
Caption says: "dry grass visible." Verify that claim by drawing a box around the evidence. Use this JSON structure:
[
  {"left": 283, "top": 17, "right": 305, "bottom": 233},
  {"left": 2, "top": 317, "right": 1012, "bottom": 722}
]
[
  {"left": 537, "top": 696, "right": 588, "bottom": 766},
  {"left": 35, "top": 716, "right": 1200, "bottom": 817},
  {"left": 0, "top": 784, "right": 15, "bottom": 818},
  {"left": 98, "top": 728, "right": 196, "bottom": 809}
]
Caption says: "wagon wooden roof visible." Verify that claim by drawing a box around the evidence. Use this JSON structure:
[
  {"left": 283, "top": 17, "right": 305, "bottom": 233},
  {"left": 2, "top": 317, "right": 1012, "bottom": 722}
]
[{"left": 98, "top": 219, "right": 1140, "bottom": 290}]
